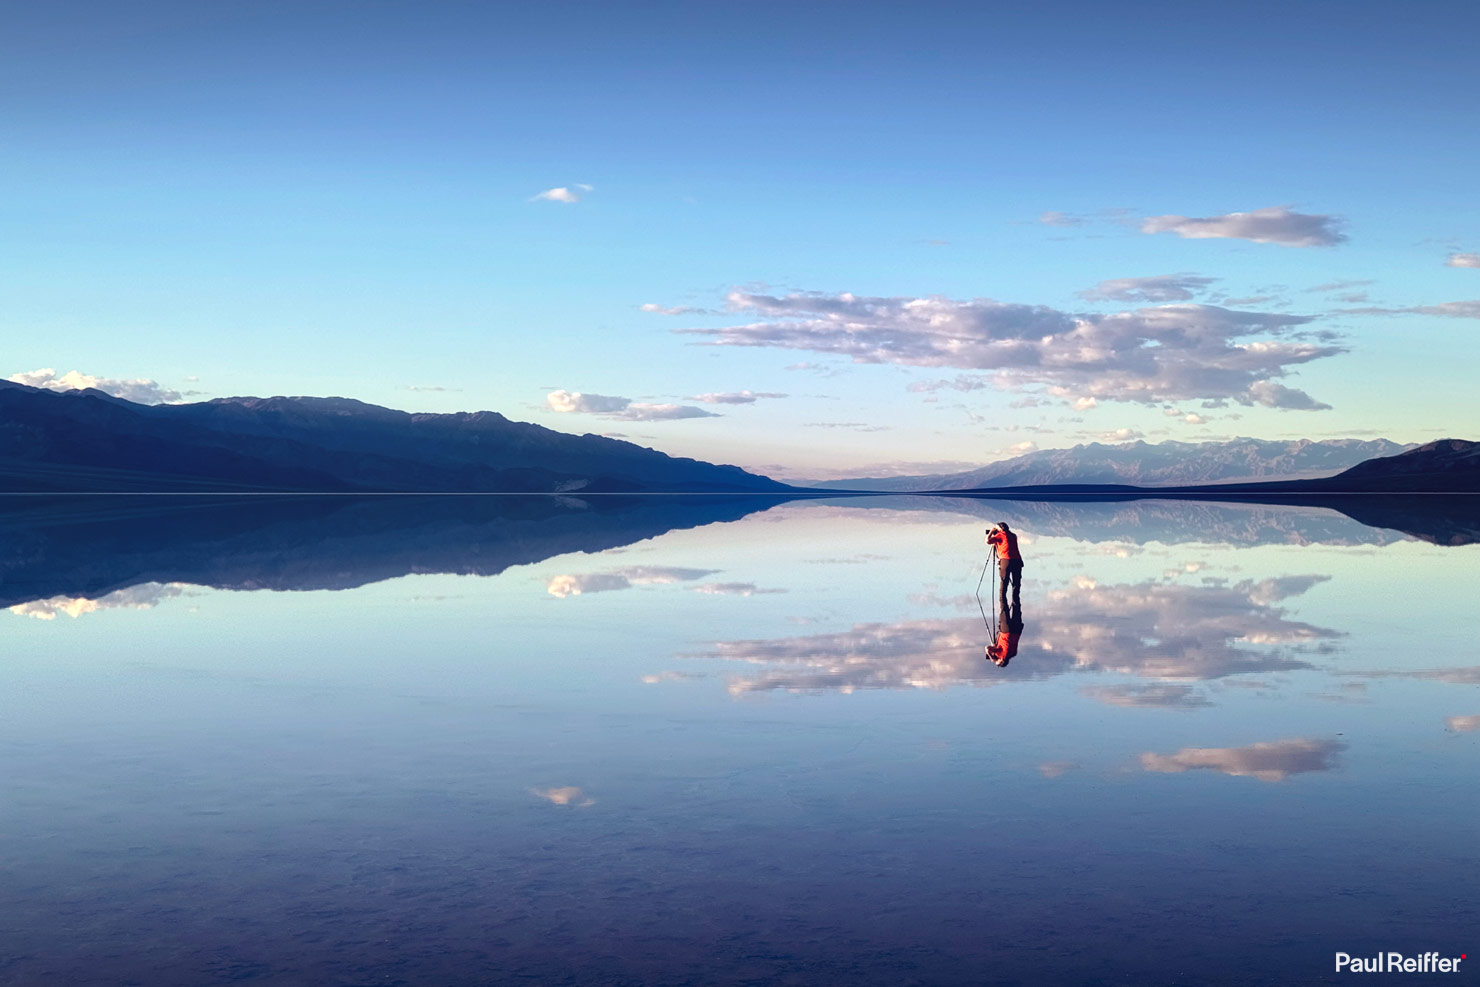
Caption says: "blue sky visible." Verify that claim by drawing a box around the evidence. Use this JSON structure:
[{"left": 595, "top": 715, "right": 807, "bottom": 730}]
[{"left": 4, "top": 0, "right": 1477, "bottom": 478}]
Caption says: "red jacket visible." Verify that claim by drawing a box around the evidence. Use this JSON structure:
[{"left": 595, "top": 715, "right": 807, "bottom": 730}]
[{"left": 987, "top": 528, "right": 1021, "bottom": 561}]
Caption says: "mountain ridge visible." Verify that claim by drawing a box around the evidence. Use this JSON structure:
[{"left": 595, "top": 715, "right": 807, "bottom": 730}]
[{"left": 0, "top": 382, "right": 790, "bottom": 494}]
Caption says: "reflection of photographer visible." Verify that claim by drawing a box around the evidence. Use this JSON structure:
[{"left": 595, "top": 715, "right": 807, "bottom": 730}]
[
  {"left": 985, "top": 523, "right": 1024, "bottom": 609},
  {"left": 986, "top": 599, "right": 1024, "bottom": 666}
]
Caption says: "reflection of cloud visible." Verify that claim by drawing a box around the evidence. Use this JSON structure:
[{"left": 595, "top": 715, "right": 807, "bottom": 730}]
[
  {"left": 530, "top": 786, "right": 595, "bottom": 807},
  {"left": 1446, "top": 715, "right": 1480, "bottom": 732},
  {"left": 547, "top": 566, "right": 717, "bottom": 597},
  {"left": 1083, "top": 684, "right": 1211, "bottom": 709},
  {"left": 8, "top": 582, "right": 186, "bottom": 620},
  {"left": 1349, "top": 666, "right": 1480, "bottom": 685},
  {"left": 1141, "top": 737, "right": 1346, "bottom": 782},
  {"left": 641, "top": 670, "right": 704, "bottom": 684},
  {"left": 686, "top": 575, "right": 1338, "bottom": 694},
  {"left": 692, "top": 582, "right": 786, "bottom": 596},
  {"left": 1038, "top": 760, "right": 1081, "bottom": 778}
]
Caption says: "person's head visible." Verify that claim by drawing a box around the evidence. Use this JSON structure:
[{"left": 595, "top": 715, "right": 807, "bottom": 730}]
[{"left": 996, "top": 521, "right": 1011, "bottom": 532}]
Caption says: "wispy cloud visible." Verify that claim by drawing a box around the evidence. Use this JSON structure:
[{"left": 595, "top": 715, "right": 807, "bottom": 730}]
[
  {"left": 1445, "top": 253, "right": 1480, "bottom": 269},
  {"left": 1141, "top": 206, "right": 1345, "bottom": 247},
  {"left": 531, "top": 183, "right": 593, "bottom": 203},
  {"left": 1305, "top": 279, "right": 1374, "bottom": 293},
  {"left": 8, "top": 368, "right": 186, "bottom": 405},
  {"left": 546, "top": 389, "right": 719, "bottom": 421},
  {"left": 640, "top": 303, "right": 702, "bottom": 315},
  {"left": 1141, "top": 737, "right": 1346, "bottom": 782},
  {"left": 1335, "top": 300, "right": 1480, "bottom": 319},
  {"left": 688, "top": 390, "right": 788, "bottom": 404},
  {"left": 692, "top": 582, "right": 787, "bottom": 596},
  {"left": 1038, "top": 210, "right": 1085, "bottom": 227},
  {"left": 682, "top": 291, "right": 1339, "bottom": 410},
  {"left": 1079, "top": 274, "right": 1218, "bottom": 303}
]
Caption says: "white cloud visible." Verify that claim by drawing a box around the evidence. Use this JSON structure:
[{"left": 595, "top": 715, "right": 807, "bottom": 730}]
[
  {"left": 531, "top": 183, "right": 593, "bottom": 203},
  {"left": 8, "top": 368, "right": 185, "bottom": 405},
  {"left": 546, "top": 389, "right": 719, "bottom": 421},
  {"left": 1038, "top": 210, "right": 1084, "bottom": 227},
  {"left": 1079, "top": 274, "right": 1218, "bottom": 302},
  {"left": 1141, "top": 206, "right": 1345, "bottom": 247},
  {"left": 682, "top": 291, "right": 1339, "bottom": 409},
  {"left": 1446, "top": 253, "right": 1480, "bottom": 269},
  {"left": 688, "top": 390, "right": 788, "bottom": 404},
  {"left": 1141, "top": 737, "right": 1346, "bottom": 782}
]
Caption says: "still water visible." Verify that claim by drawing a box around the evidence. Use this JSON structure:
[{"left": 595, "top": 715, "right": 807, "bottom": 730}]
[{"left": 1, "top": 495, "right": 1476, "bottom": 986}]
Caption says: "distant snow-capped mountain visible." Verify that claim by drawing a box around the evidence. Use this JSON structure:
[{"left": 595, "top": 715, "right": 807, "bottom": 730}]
[{"left": 811, "top": 438, "right": 1414, "bottom": 491}]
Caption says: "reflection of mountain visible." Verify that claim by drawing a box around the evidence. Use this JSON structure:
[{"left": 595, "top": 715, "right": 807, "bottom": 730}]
[
  {"left": 0, "top": 381, "right": 788, "bottom": 493},
  {"left": 680, "top": 574, "right": 1339, "bottom": 697},
  {"left": 812, "top": 438, "right": 1411, "bottom": 491},
  {"left": 810, "top": 494, "right": 1480, "bottom": 547},
  {"left": 0, "top": 494, "right": 783, "bottom": 609}
]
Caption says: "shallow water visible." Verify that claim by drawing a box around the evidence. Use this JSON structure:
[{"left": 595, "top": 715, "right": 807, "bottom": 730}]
[{"left": 1, "top": 495, "right": 1476, "bottom": 986}]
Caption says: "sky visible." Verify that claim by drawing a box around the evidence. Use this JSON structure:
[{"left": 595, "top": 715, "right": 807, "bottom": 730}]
[{"left": 4, "top": 0, "right": 1478, "bottom": 480}]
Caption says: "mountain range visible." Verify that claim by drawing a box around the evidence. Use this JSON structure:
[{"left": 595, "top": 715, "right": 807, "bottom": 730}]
[
  {"left": 0, "top": 381, "right": 786, "bottom": 494},
  {"left": 810, "top": 437, "right": 1415, "bottom": 491}
]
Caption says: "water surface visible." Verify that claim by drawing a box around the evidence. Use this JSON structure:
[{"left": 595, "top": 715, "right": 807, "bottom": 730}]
[{"left": 2, "top": 495, "right": 1476, "bottom": 986}]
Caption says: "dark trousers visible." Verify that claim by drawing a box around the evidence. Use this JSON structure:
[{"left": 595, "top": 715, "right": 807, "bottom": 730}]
[{"left": 998, "top": 558, "right": 1023, "bottom": 604}]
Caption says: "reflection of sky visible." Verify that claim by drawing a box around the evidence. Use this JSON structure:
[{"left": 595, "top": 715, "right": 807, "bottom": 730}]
[
  {"left": 2, "top": 499, "right": 1477, "bottom": 985},
  {"left": 684, "top": 573, "right": 1339, "bottom": 696}
]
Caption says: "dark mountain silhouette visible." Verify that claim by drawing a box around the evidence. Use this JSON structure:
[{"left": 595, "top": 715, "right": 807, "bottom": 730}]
[
  {"left": 0, "top": 493, "right": 781, "bottom": 609},
  {"left": 0, "top": 381, "right": 789, "bottom": 493},
  {"left": 810, "top": 437, "right": 1412, "bottom": 491}
]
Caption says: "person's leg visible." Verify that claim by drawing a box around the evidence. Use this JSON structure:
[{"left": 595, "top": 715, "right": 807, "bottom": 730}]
[
  {"left": 998, "top": 558, "right": 1010, "bottom": 607},
  {"left": 1009, "top": 560, "right": 1023, "bottom": 605}
]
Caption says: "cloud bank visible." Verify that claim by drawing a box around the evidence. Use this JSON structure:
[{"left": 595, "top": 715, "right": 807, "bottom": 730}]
[
  {"left": 8, "top": 368, "right": 185, "bottom": 405},
  {"left": 680, "top": 291, "right": 1340, "bottom": 409},
  {"left": 1141, "top": 206, "right": 1345, "bottom": 247}
]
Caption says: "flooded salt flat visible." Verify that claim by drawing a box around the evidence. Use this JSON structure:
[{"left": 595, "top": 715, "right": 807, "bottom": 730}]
[{"left": 1, "top": 495, "right": 1476, "bottom": 986}]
